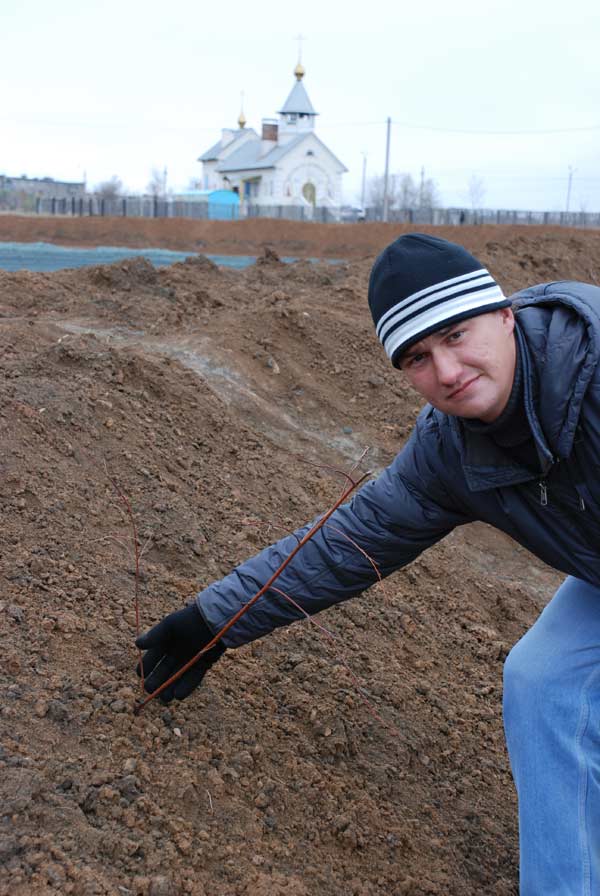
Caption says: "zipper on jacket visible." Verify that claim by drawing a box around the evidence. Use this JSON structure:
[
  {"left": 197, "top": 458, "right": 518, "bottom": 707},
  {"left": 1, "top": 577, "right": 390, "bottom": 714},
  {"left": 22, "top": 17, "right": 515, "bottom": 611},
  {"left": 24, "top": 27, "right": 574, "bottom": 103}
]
[{"left": 539, "top": 481, "right": 548, "bottom": 506}]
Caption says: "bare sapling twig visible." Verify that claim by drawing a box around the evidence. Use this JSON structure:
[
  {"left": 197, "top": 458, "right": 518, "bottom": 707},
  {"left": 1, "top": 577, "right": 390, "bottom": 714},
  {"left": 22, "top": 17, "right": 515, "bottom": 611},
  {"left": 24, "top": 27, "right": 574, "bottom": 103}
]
[
  {"left": 104, "top": 462, "right": 144, "bottom": 693},
  {"left": 268, "top": 516, "right": 397, "bottom": 736},
  {"left": 270, "top": 585, "right": 403, "bottom": 739},
  {"left": 133, "top": 454, "right": 372, "bottom": 714},
  {"left": 138, "top": 534, "right": 154, "bottom": 561},
  {"left": 325, "top": 524, "right": 389, "bottom": 600},
  {"left": 295, "top": 447, "right": 370, "bottom": 501}
]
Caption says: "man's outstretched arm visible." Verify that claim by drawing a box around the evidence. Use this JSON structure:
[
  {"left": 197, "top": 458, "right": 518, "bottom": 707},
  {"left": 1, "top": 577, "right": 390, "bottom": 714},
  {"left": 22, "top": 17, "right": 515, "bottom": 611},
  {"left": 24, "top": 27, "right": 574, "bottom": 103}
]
[{"left": 136, "top": 419, "right": 473, "bottom": 701}]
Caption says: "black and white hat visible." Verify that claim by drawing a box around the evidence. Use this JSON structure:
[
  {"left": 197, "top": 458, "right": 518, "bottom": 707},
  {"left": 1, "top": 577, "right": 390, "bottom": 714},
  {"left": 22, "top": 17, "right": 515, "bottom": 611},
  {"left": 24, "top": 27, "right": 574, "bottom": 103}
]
[{"left": 368, "top": 233, "right": 510, "bottom": 368}]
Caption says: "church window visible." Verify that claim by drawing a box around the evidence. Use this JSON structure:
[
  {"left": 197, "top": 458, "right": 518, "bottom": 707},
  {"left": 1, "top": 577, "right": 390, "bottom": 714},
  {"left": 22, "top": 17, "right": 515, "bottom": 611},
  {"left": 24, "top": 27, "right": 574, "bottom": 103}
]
[
  {"left": 287, "top": 114, "right": 298, "bottom": 124},
  {"left": 306, "top": 150, "right": 314, "bottom": 156}
]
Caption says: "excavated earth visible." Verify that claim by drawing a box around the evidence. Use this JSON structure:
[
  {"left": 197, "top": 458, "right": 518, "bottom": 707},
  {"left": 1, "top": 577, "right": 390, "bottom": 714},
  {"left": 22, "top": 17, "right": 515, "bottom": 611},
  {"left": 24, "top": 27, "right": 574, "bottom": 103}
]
[{"left": 2, "top": 221, "right": 600, "bottom": 896}]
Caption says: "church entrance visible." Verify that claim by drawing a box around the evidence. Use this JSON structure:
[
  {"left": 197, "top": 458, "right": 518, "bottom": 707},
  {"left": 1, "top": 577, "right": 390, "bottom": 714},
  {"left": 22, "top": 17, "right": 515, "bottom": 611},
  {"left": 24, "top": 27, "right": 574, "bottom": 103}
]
[
  {"left": 301, "top": 182, "right": 316, "bottom": 206},
  {"left": 243, "top": 178, "right": 261, "bottom": 200}
]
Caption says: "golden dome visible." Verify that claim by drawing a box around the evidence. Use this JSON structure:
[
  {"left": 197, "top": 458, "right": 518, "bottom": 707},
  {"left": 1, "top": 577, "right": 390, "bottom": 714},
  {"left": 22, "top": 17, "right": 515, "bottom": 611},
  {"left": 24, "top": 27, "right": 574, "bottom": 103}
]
[
  {"left": 294, "top": 61, "right": 305, "bottom": 81},
  {"left": 238, "top": 109, "right": 246, "bottom": 129}
]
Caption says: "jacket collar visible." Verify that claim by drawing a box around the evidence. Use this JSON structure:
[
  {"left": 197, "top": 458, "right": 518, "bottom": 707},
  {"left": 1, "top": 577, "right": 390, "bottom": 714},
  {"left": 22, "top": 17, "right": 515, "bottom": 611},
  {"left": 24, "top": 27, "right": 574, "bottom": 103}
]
[{"left": 449, "top": 325, "right": 554, "bottom": 492}]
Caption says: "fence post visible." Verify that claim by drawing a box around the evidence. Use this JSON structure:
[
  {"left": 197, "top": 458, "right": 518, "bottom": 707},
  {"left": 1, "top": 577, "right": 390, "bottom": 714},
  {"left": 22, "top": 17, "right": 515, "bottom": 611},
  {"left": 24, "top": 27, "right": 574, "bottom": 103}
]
[{"left": 22, "top": 195, "right": 600, "bottom": 229}]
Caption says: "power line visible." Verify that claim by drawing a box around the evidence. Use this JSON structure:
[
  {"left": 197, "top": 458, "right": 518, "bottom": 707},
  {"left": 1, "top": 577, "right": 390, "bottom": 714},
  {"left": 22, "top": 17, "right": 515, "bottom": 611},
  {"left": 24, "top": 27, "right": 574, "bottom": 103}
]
[
  {"left": 326, "top": 120, "right": 600, "bottom": 135},
  {"left": 3, "top": 114, "right": 600, "bottom": 137},
  {"left": 390, "top": 120, "right": 600, "bottom": 136},
  {"left": 433, "top": 173, "right": 600, "bottom": 183},
  {"left": 0, "top": 116, "right": 226, "bottom": 133}
]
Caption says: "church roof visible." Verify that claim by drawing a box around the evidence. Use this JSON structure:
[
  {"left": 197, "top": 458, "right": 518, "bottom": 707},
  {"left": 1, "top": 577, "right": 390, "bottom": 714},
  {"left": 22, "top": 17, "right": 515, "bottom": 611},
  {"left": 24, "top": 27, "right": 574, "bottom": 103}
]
[
  {"left": 278, "top": 80, "right": 317, "bottom": 116},
  {"left": 217, "top": 135, "right": 305, "bottom": 172},
  {"left": 198, "top": 129, "right": 252, "bottom": 162},
  {"left": 216, "top": 132, "right": 347, "bottom": 174},
  {"left": 198, "top": 140, "right": 222, "bottom": 162}
]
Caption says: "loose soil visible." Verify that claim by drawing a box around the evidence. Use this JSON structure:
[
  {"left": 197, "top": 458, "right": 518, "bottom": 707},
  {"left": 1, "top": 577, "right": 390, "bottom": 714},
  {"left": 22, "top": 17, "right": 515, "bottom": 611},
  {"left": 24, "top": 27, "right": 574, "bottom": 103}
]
[{"left": 1, "top": 221, "right": 598, "bottom": 896}]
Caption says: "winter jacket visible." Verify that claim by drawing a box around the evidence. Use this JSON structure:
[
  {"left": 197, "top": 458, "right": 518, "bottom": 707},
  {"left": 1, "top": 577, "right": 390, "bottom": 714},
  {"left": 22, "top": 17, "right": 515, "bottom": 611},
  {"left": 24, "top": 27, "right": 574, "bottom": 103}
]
[{"left": 197, "top": 281, "right": 600, "bottom": 648}]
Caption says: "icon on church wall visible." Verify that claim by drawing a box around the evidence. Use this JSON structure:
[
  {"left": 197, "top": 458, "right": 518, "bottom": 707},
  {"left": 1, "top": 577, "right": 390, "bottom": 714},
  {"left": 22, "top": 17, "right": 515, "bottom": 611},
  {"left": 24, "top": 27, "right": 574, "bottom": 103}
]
[{"left": 302, "top": 182, "right": 316, "bottom": 207}]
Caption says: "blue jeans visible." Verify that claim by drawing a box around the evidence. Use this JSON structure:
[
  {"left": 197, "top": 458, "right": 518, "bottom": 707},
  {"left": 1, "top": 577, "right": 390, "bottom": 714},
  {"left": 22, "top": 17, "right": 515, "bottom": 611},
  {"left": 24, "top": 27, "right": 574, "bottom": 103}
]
[{"left": 504, "top": 576, "right": 600, "bottom": 895}]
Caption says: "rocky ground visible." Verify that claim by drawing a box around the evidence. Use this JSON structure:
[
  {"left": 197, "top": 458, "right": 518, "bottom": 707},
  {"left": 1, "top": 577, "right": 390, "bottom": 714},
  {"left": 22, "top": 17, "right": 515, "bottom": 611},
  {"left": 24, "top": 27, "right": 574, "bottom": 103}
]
[{"left": 1, "top": 222, "right": 598, "bottom": 895}]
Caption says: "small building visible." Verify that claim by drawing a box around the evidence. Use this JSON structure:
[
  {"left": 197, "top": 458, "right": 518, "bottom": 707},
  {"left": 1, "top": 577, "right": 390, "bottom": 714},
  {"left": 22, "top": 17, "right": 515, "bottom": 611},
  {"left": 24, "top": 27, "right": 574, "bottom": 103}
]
[
  {"left": 198, "top": 61, "right": 347, "bottom": 209},
  {"left": 0, "top": 174, "right": 86, "bottom": 199},
  {"left": 173, "top": 188, "right": 239, "bottom": 220}
]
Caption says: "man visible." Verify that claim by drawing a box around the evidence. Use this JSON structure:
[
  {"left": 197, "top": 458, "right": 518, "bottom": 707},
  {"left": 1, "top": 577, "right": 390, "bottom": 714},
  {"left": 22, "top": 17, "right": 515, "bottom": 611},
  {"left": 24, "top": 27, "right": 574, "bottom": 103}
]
[{"left": 137, "top": 233, "right": 600, "bottom": 894}]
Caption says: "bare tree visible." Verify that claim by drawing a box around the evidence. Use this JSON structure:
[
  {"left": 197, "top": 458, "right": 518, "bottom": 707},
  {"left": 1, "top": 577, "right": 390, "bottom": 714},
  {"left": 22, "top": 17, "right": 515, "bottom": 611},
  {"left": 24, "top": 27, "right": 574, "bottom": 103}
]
[
  {"left": 467, "top": 174, "right": 486, "bottom": 210},
  {"left": 398, "top": 174, "right": 418, "bottom": 209},
  {"left": 147, "top": 167, "right": 167, "bottom": 198},
  {"left": 418, "top": 175, "right": 441, "bottom": 209},
  {"left": 368, "top": 171, "right": 440, "bottom": 215},
  {"left": 94, "top": 176, "right": 123, "bottom": 199},
  {"left": 368, "top": 173, "right": 401, "bottom": 215}
]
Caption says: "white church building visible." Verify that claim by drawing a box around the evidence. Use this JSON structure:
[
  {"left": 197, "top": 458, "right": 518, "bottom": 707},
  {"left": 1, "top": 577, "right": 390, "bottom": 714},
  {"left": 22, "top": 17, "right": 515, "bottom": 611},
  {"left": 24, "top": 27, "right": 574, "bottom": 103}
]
[{"left": 198, "top": 62, "right": 347, "bottom": 209}]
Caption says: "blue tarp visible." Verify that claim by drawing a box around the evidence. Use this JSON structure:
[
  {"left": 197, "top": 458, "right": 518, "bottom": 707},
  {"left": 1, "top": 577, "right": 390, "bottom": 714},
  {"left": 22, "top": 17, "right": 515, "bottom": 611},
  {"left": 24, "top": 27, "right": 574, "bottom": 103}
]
[{"left": 179, "top": 189, "right": 239, "bottom": 220}]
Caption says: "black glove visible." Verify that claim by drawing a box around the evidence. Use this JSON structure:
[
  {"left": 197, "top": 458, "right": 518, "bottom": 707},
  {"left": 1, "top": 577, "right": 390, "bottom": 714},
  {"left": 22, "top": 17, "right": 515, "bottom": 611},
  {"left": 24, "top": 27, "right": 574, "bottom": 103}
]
[{"left": 135, "top": 603, "right": 226, "bottom": 704}]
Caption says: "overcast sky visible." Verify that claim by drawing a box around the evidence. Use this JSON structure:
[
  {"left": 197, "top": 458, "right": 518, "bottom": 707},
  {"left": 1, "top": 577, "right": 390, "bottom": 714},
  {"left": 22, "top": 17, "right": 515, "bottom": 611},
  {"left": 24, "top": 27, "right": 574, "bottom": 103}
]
[{"left": 3, "top": 0, "right": 599, "bottom": 212}]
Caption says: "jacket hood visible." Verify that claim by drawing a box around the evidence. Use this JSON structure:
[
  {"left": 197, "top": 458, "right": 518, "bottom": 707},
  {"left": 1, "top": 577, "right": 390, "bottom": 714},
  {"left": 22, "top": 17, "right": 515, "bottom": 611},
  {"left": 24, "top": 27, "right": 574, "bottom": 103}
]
[
  {"left": 443, "top": 280, "right": 600, "bottom": 492},
  {"left": 511, "top": 281, "right": 600, "bottom": 460}
]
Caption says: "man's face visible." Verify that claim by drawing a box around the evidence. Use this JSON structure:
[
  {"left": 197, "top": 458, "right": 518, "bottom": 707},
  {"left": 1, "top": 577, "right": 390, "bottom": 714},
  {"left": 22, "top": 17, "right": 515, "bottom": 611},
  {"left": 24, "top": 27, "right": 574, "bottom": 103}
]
[{"left": 398, "top": 308, "right": 516, "bottom": 422}]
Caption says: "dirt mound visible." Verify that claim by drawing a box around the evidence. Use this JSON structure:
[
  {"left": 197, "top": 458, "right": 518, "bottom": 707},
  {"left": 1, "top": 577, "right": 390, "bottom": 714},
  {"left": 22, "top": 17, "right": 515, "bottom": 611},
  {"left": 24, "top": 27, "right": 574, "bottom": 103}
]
[
  {"left": 86, "top": 257, "right": 159, "bottom": 290},
  {"left": 0, "top": 226, "right": 592, "bottom": 895},
  {"left": 255, "top": 246, "right": 283, "bottom": 266}
]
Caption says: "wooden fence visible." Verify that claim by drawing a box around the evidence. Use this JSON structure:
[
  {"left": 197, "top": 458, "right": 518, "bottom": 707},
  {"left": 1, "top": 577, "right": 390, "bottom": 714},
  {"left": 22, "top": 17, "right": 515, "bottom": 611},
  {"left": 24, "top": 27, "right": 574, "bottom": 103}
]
[{"left": 8, "top": 196, "right": 600, "bottom": 229}]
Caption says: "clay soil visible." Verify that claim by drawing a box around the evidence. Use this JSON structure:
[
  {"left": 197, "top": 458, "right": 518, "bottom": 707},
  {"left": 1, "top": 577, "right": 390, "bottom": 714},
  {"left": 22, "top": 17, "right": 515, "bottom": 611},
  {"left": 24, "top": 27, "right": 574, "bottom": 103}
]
[{"left": 1, "top": 220, "right": 600, "bottom": 896}]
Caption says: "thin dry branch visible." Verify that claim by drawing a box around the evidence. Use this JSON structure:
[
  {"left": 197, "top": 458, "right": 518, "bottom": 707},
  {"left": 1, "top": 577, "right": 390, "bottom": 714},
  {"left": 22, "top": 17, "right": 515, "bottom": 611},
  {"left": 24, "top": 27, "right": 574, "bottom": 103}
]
[
  {"left": 133, "top": 457, "right": 371, "bottom": 714},
  {"left": 294, "top": 448, "right": 370, "bottom": 500},
  {"left": 270, "top": 585, "right": 402, "bottom": 738},
  {"left": 325, "top": 524, "right": 389, "bottom": 600},
  {"left": 104, "top": 462, "right": 144, "bottom": 693}
]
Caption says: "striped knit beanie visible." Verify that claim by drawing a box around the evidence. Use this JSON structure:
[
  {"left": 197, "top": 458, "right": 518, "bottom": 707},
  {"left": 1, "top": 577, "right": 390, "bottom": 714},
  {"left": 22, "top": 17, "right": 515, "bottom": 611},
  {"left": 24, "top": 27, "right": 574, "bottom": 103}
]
[{"left": 368, "top": 233, "right": 510, "bottom": 368}]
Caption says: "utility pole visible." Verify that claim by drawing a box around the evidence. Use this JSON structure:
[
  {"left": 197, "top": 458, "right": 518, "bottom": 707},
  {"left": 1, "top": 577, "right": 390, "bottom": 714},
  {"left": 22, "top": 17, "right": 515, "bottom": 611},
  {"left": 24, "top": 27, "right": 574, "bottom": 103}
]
[
  {"left": 360, "top": 153, "right": 367, "bottom": 210},
  {"left": 382, "top": 117, "right": 391, "bottom": 223},
  {"left": 419, "top": 165, "right": 425, "bottom": 208},
  {"left": 566, "top": 165, "right": 575, "bottom": 213}
]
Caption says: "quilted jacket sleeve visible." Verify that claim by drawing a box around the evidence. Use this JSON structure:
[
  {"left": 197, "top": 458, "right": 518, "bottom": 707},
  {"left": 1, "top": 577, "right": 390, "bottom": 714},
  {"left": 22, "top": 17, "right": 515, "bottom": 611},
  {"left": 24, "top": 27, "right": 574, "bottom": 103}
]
[{"left": 196, "top": 413, "right": 474, "bottom": 648}]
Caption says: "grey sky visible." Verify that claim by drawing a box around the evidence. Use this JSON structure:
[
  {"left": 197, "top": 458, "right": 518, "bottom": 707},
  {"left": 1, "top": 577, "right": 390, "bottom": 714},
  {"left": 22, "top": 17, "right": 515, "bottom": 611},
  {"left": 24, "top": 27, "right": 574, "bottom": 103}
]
[{"left": 3, "top": 0, "right": 599, "bottom": 211}]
